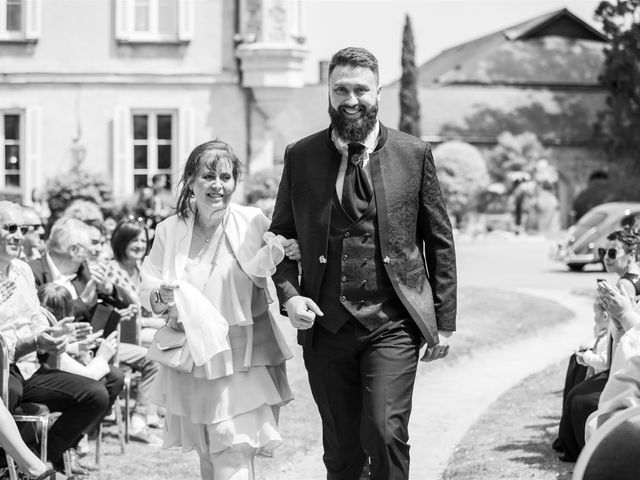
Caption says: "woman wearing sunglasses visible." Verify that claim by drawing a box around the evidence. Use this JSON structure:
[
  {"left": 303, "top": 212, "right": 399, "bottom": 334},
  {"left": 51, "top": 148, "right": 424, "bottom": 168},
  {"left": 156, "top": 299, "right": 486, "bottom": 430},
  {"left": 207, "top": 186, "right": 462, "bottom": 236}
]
[{"left": 599, "top": 227, "right": 640, "bottom": 299}]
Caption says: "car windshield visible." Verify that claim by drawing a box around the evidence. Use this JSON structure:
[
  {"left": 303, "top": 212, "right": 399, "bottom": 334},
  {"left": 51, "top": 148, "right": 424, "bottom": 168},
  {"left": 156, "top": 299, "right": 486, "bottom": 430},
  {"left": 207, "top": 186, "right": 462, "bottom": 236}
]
[{"left": 573, "top": 211, "right": 608, "bottom": 239}]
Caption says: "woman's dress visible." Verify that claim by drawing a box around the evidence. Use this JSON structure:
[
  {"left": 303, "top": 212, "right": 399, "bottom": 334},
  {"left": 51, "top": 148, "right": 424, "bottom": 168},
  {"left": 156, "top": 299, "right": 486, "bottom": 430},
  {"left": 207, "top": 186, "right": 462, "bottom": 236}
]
[{"left": 147, "top": 214, "right": 293, "bottom": 456}]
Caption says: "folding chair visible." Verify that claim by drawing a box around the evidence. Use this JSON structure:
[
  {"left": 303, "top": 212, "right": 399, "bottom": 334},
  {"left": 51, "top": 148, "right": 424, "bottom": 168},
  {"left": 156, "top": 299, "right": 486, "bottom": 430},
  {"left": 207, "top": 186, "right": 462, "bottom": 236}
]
[
  {"left": 0, "top": 332, "right": 71, "bottom": 480},
  {"left": 573, "top": 404, "right": 640, "bottom": 480}
]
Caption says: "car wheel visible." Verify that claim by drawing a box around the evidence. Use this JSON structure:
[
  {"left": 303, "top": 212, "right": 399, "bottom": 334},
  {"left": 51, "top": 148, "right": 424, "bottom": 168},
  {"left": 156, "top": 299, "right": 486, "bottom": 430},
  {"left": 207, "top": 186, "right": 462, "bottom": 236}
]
[{"left": 568, "top": 263, "right": 584, "bottom": 272}]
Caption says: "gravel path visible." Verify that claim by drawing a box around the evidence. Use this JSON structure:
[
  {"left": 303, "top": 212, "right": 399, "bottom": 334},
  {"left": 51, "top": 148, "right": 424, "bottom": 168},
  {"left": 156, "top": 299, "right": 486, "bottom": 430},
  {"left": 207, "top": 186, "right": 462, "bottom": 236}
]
[
  {"left": 275, "top": 289, "right": 594, "bottom": 480},
  {"left": 408, "top": 289, "right": 592, "bottom": 480}
]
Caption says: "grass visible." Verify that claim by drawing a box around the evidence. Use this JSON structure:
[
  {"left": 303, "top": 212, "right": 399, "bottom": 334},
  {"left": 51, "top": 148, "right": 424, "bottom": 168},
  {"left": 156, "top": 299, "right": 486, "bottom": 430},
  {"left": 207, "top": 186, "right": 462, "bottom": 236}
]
[
  {"left": 86, "top": 286, "right": 572, "bottom": 480},
  {"left": 442, "top": 360, "right": 574, "bottom": 480}
]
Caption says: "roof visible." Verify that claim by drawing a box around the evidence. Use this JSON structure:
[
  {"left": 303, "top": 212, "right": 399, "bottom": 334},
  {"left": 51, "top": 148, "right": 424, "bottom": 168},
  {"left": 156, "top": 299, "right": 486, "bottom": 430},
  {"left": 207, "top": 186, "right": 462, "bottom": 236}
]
[{"left": 394, "top": 8, "right": 608, "bottom": 87}]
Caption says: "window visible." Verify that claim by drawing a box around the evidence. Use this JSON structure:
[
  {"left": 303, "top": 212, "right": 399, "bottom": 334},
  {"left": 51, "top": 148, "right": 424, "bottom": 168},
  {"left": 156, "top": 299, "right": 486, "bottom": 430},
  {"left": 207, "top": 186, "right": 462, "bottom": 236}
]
[
  {"left": 116, "top": 0, "right": 193, "bottom": 43},
  {"left": 1, "top": 113, "right": 21, "bottom": 191},
  {"left": 0, "top": 0, "right": 39, "bottom": 41},
  {"left": 132, "top": 112, "right": 174, "bottom": 190}
]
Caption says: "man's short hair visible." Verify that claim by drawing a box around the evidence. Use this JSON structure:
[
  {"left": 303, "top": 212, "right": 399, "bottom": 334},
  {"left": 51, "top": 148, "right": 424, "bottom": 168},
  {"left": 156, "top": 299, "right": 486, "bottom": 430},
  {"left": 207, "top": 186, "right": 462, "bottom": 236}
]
[
  {"left": 328, "top": 47, "right": 379, "bottom": 80},
  {"left": 48, "top": 217, "right": 92, "bottom": 254}
]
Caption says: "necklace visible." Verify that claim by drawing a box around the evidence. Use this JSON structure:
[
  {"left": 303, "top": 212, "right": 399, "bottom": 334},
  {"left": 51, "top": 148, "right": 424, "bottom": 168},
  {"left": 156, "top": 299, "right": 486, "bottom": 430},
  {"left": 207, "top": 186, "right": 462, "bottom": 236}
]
[{"left": 194, "top": 214, "right": 224, "bottom": 243}]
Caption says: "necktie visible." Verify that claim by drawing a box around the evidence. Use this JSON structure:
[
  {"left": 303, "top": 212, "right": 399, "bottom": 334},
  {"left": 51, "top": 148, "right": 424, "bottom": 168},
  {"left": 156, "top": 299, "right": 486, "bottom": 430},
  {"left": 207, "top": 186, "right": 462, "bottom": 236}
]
[{"left": 341, "top": 143, "right": 372, "bottom": 220}]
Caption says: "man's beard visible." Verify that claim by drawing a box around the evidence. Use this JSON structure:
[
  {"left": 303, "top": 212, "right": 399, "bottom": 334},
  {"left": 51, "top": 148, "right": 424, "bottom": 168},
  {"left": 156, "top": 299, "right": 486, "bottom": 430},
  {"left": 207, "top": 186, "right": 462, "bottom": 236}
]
[{"left": 328, "top": 102, "right": 378, "bottom": 143}]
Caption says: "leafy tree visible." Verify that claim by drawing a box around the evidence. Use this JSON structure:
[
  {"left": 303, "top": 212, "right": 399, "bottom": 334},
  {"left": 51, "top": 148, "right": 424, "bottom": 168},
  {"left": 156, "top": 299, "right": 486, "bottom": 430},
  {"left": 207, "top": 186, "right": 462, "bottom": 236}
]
[
  {"left": 399, "top": 14, "right": 421, "bottom": 137},
  {"left": 45, "top": 162, "right": 114, "bottom": 224},
  {"left": 594, "top": 0, "right": 640, "bottom": 174},
  {"left": 432, "top": 141, "right": 490, "bottom": 226},
  {"left": 485, "top": 131, "right": 548, "bottom": 185}
]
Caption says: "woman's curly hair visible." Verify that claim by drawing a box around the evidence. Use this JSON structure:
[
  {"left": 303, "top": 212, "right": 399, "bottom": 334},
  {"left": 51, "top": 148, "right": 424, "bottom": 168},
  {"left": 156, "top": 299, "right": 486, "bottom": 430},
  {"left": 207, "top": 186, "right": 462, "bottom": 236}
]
[{"left": 606, "top": 226, "right": 640, "bottom": 252}]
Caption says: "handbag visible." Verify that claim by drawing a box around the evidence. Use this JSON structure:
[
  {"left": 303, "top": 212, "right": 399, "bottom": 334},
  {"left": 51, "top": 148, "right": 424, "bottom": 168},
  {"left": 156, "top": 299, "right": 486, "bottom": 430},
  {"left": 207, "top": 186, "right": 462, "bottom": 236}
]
[
  {"left": 146, "top": 325, "right": 194, "bottom": 373},
  {"left": 146, "top": 209, "right": 230, "bottom": 372}
]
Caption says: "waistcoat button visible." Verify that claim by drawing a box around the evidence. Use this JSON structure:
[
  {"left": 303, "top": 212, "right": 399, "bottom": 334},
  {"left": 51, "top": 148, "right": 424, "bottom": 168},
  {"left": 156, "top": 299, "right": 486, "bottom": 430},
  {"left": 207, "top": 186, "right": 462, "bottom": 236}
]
[
  {"left": 340, "top": 296, "right": 346, "bottom": 302},
  {"left": 342, "top": 276, "right": 347, "bottom": 282},
  {"left": 344, "top": 232, "right": 350, "bottom": 238},
  {"left": 343, "top": 254, "right": 348, "bottom": 261}
]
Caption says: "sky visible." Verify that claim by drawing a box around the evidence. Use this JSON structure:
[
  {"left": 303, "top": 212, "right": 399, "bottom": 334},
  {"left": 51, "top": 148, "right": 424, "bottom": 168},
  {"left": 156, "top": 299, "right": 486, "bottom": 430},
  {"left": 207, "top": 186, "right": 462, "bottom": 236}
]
[{"left": 300, "top": 0, "right": 604, "bottom": 85}]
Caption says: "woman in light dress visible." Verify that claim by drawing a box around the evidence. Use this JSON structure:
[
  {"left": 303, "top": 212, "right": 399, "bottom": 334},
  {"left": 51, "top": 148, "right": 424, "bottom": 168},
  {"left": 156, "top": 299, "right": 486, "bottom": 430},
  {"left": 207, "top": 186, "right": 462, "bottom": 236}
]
[{"left": 140, "top": 140, "right": 298, "bottom": 480}]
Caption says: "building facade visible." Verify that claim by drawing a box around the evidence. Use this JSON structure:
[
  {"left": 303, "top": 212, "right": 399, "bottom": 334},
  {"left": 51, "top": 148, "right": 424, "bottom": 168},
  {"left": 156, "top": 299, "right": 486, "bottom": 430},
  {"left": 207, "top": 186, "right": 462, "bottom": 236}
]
[{"left": 0, "top": 0, "right": 306, "bottom": 204}]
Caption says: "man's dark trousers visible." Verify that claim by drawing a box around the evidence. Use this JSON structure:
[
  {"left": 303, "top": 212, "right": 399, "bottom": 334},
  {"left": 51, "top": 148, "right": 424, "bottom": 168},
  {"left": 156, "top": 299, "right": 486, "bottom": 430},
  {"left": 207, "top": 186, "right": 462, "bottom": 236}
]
[{"left": 303, "top": 316, "right": 421, "bottom": 480}]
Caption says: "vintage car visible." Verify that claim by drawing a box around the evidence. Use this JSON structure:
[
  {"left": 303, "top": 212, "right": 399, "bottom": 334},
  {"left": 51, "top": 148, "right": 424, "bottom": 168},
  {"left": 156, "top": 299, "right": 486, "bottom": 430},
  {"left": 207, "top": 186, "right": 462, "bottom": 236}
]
[{"left": 553, "top": 202, "right": 640, "bottom": 271}]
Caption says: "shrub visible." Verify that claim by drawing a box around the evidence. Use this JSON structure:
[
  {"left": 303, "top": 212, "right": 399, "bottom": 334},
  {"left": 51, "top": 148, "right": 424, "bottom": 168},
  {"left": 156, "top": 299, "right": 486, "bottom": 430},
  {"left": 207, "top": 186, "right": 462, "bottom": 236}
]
[
  {"left": 432, "top": 141, "right": 490, "bottom": 226},
  {"left": 45, "top": 168, "right": 114, "bottom": 224}
]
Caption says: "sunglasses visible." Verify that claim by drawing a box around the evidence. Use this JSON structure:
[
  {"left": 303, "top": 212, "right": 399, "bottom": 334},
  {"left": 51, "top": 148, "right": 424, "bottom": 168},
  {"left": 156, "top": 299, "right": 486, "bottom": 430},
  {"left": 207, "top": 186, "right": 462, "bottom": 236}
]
[
  {"left": 598, "top": 248, "right": 622, "bottom": 260},
  {"left": 2, "top": 224, "right": 28, "bottom": 235}
]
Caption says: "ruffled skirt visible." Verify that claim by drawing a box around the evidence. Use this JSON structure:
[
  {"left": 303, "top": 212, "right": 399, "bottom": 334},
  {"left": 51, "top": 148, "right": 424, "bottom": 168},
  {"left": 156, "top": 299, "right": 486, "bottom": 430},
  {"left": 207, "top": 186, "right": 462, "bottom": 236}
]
[{"left": 150, "top": 315, "right": 293, "bottom": 455}]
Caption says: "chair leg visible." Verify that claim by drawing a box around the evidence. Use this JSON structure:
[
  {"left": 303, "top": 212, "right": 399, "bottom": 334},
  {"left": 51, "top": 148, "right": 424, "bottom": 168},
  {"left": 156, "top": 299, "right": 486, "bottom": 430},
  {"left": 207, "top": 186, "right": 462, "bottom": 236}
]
[
  {"left": 124, "top": 377, "right": 130, "bottom": 443},
  {"left": 114, "top": 403, "right": 126, "bottom": 454},
  {"left": 5, "top": 453, "right": 18, "bottom": 480},
  {"left": 95, "top": 420, "right": 102, "bottom": 466},
  {"left": 39, "top": 417, "right": 49, "bottom": 463},
  {"left": 62, "top": 450, "right": 72, "bottom": 477}
]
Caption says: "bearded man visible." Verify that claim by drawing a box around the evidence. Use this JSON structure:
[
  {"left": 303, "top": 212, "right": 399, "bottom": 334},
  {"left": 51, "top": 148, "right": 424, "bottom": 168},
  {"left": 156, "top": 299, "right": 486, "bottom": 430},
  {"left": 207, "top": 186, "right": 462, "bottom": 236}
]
[{"left": 269, "top": 47, "right": 458, "bottom": 480}]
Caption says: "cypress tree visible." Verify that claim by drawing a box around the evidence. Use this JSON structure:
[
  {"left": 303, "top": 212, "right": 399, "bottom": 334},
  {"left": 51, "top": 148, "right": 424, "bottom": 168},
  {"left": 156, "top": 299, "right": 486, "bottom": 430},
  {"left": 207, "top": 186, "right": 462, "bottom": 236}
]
[{"left": 399, "top": 14, "right": 421, "bottom": 137}]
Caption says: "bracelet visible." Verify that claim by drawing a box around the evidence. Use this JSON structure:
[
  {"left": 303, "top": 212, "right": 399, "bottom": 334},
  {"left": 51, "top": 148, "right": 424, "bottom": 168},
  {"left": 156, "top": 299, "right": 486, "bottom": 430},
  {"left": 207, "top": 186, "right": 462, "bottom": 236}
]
[{"left": 153, "top": 289, "right": 165, "bottom": 305}]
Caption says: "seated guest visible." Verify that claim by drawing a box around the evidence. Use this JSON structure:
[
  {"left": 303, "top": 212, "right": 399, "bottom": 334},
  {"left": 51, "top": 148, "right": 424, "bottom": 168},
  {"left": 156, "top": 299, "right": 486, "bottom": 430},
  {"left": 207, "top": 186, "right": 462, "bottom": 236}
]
[
  {"left": 0, "top": 201, "right": 108, "bottom": 476},
  {"left": 555, "top": 227, "right": 640, "bottom": 462},
  {"left": 586, "top": 281, "right": 640, "bottom": 439},
  {"left": 19, "top": 206, "right": 47, "bottom": 262},
  {"left": 38, "top": 283, "right": 119, "bottom": 382},
  {"left": 106, "top": 218, "right": 164, "bottom": 347},
  {"left": 62, "top": 200, "right": 113, "bottom": 261},
  {"left": 59, "top": 217, "right": 161, "bottom": 444},
  {"left": 27, "top": 217, "right": 127, "bottom": 447}
]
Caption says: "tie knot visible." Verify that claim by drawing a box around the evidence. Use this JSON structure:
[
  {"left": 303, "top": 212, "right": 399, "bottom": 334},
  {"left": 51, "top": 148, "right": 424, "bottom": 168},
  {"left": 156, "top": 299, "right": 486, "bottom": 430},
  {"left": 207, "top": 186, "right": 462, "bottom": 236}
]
[{"left": 347, "top": 143, "right": 366, "bottom": 166}]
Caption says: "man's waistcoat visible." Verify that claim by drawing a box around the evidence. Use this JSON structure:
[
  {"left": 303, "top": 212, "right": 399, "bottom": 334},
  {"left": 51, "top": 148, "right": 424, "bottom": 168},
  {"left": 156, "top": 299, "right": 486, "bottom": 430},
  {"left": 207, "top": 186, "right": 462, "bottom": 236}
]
[{"left": 318, "top": 190, "right": 406, "bottom": 333}]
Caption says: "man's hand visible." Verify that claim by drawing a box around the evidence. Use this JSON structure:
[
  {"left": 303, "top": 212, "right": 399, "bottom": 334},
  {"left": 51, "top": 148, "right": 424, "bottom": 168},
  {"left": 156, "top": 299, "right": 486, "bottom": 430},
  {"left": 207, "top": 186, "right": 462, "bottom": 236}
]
[
  {"left": 88, "top": 263, "right": 114, "bottom": 295},
  {"left": 79, "top": 279, "right": 97, "bottom": 305},
  {"left": 420, "top": 330, "right": 453, "bottom": 362},
  {"left": 116, "top": 305, "right": 138, "bottom": 322},
  {"left": 57, "top": 317, "right": 93, "bottom": 341},
  {"left": 36, "top": 329, "right": 69, "bottom": 354},
  {"left": 283, "top": 295, "right": 323, "bottom": 330}
]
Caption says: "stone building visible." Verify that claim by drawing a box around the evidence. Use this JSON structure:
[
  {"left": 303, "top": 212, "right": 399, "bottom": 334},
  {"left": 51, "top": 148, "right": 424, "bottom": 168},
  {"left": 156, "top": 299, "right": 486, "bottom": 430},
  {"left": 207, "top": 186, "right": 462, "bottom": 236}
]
[{"left": 0, "top": 0, "right": 306, "bottom": 204}]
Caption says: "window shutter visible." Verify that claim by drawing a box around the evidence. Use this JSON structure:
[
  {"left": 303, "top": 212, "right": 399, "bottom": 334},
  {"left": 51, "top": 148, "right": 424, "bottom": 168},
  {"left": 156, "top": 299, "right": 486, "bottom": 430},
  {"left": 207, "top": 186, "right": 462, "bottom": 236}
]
[
  {"left": 113, "top": 106, "right": 133, "bottom": 197},
  {"left": 25, "top": 0, "right": 42, "bottom": 40},
  {"left": 24, "top": 106, "right": 42, "bottom": 204},
  {"left": 115, "top": 0, "right": 131, "bottom": 41},
  {"left": 177, "top": 0, "right": 194, "bottom": 41},
  {"left": 177, "top": 107, "right": 195, "bottom": 179}
]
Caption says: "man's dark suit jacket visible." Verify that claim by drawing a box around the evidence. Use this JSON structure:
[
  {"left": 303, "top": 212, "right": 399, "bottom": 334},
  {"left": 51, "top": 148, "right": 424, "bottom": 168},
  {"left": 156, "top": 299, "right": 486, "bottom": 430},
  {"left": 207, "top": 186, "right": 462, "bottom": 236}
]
[
  {"left": 29, "top": 256, "right": 131, "bottom": 324},
  {"left": 270, "top": 123, "right": 457, "bottom": 347}
]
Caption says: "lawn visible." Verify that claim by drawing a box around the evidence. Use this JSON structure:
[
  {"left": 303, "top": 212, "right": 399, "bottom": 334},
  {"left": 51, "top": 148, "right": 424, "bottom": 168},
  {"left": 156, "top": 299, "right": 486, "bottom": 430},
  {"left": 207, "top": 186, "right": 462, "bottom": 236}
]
[
  {"left": 87, "top": 286, "right": 572, "bottom": 480},
  {"left": 442, "top": 360, "right": 574, "bottom": 480}
]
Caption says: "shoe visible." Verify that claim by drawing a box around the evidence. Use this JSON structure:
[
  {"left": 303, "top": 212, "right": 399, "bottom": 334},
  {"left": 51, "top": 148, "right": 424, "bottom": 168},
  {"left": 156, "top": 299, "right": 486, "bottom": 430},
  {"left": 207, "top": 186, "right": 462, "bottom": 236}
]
[
  {"left": 557, "top": 452, "right": 576, "bottom": 463},
  {"left": 52, "top": 449, "right": 94, "bottom": 476},
  {"left": 145, "top": 413, "right": 163, "bottom": 429},
  {"left": 129, "top": 427, "right": 162, "bottom": 446},
  {"left": 551, "top": 437, "right": 562, "bottom": 452}
]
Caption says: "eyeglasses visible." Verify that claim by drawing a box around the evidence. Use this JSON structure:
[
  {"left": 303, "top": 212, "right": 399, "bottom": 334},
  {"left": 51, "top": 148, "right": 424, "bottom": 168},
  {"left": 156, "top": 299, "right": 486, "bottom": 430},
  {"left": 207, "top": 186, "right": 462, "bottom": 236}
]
[
  {"left": 598, "top": 248, "right": 622, "bottom": 260},
  {"left": 25, "top": 224, "right": 43, "bottom": 232},
  {"left": 2, "top": 224, "right": 28, "bottom": 235}
]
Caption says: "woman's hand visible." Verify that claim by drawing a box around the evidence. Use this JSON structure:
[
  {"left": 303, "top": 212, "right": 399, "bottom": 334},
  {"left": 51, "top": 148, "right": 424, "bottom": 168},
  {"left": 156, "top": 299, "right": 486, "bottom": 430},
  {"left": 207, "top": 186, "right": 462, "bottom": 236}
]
[
  {"left": 95, "top": 331, "right": 118, "bottom": 362},
  {"left": 598, "top": 281, "right": 634, "bottom": 320},
  {"left": 166, "top": 305, "right": 184, "bottom": 331},
  {"left": 282, "top": 238, "right": 301, "bottom": 261},
  {"left": 56, "top": 317, "right": 93, "bottom": 341},
  {"left": 0, "top": 279, "right": 16, "bottom": 305},
  {"left": 116, "top": 305, "right": 138, "bottom": 322}
]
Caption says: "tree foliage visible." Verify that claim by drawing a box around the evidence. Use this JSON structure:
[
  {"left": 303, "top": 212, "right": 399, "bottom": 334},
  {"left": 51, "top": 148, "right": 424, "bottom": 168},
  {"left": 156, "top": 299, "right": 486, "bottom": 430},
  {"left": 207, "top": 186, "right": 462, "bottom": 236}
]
[
  {"left": 45, "top": 167, "right": 114, "bottom": 223},
  {"left": 485, "top": 132, "right": 548, "bottom": 185},
  {"left": 399, "top": 14, "right": 421, "bottom": 137},
  {"left": 432, "top": 141, "right": 490, "bottom": 226},
  {"left": 594, "top": 0, "right": 640, "bottom": 174}
]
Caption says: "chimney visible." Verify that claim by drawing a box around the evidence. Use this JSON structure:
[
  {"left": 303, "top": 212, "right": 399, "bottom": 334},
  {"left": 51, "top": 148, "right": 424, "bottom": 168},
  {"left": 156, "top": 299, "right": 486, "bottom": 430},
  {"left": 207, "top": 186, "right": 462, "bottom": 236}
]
[{"left": 319, "top": 60, "right": 329, "bottom": 84}]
